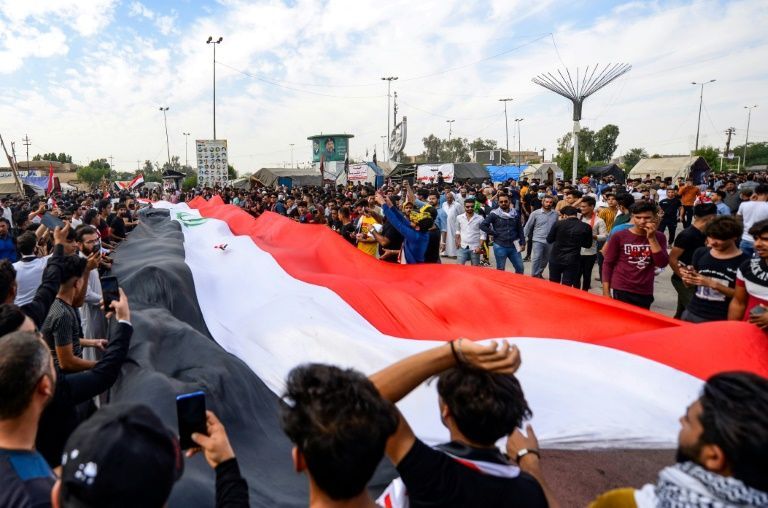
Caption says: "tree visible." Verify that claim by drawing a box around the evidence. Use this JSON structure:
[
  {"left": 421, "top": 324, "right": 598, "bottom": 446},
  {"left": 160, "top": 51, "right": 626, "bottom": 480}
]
[
  {"left": 554, "top": 150, "right": 588, "bottom": 179},
  {"left": 440, "top": 138, "right": 471, "bottom": 163},
  {"left": 422, "top": 134, "right": 443, "bottom": 163},
  {"left": 693, "top": 146, "right": 720, "bottom": 172},
  {"left": 76, "top": 159, "right": 111, "bottom": 187},
  {"left": 557, "top": 128, "right": 595, "bottom": 162},
  {"left": 591, "top": 124, "right": 620, "bottom": 162},
  {"left": 228, "top": 164, "right": 237, "bottom": 180},
  {"left": 732, "top": 141, "right": 768, "bottom": 167},
  {"left": 183, "top": 174, "right": 198, "bottom": 191},
  {"left": 623, "top": 148, "right": 648, "bottom": 171}
]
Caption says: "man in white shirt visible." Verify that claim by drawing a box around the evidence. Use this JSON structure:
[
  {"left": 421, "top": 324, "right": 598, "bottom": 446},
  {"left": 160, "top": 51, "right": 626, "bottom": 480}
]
[
  {"left": 12, "top": 232, "right": 48, "bottom": 306},
  {"left": 454, "top": 198, "right": 486, "bottom": 266},
  {"left": 737, "top": 184, "right": 768, "bottom": 258},
  {"left": 0, "top": 198, "right": 14, "bottom": 229},
  {"left": 76, "top": 226, "right": 105, "bottom": 340}
]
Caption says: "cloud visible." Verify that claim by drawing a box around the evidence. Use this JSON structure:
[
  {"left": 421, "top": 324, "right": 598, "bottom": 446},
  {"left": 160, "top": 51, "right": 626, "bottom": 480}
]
[
  {"left": 128, "top": 1, "right": 177, "bottom": 36},
  {"left": 0, "top": 0, "right": 765, "bottom": 172}
]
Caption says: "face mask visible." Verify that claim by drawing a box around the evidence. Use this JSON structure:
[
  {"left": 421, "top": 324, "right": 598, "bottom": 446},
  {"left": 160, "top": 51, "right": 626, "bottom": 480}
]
[{"left": 537, "top": 192, "right": 545, "bottom": 199}]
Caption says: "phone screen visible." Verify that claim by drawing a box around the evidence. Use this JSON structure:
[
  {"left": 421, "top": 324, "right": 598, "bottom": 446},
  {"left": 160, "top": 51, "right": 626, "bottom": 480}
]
[
  {"left": 41, "top": 212, "right": 65, "bottom": 231},
  {"left": 100, "top": 276, "right": 119, "bottom": 312},
  {"left": 176, "top": 391, "right": 207, "bottom": 449}
]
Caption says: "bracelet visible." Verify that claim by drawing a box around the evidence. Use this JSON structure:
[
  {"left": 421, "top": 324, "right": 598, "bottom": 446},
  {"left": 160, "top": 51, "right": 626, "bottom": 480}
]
[
  {"left": 515, "top": 448, "right": 541, "bottom": 463},
  {"left": 449, "top": 340, "right": 462, "bottom": 364}
]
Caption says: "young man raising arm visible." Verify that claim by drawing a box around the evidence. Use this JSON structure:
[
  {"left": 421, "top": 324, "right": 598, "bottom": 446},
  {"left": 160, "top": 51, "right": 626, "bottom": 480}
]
[{"left": 370, "top": 340, "right": 557, "bottom": 508}]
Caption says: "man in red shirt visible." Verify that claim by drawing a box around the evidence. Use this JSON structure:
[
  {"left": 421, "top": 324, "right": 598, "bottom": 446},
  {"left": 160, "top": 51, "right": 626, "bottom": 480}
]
[
  {"left": 602, "top": 201, "right": 670, "bottom": 309},
  {"left": 729, "top": 219, "right": 768, "bottom": 330},
  {"left": 678, "top": 177, "right": 700, "bottom": 228}
]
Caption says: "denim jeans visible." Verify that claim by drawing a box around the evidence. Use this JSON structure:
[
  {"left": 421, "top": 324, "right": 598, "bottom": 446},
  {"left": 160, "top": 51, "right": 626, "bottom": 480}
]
[
  {"left": 493, "top": 244, "right": 524, "bottom": 273},
  {"left": 531, "top": 241, "right": 552, "bottom": 277},
  {"left": 457, "top": 247, "right": 480, "bottom": 266},
  {"left": 740, "top": 239, "right": 755, "bottom": 258}
]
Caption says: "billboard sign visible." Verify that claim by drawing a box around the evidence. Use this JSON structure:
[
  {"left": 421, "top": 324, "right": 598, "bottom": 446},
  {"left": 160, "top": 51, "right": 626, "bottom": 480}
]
[
  {"left": 416, "top": 163, "right": 454, "bottom": 183},
  {"left": 196, "top": 139, "right": 228, "bottom": 187},
  {"left": 347, "top": 163, "right": 368, "bottom": 182},
  {"left": 311, "top": 136, "right": 348, "bottom": 162}
]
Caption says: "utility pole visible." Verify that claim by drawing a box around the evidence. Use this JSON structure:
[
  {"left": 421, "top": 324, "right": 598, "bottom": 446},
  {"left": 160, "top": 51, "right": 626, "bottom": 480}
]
[
  {"left": 289, "top": 144, "right": 295, "bottom": 168},
  {"left": 207, "top": 36, "right": 223, "bottom": 140},
  {"left": 109, "top": 155, "right": 114, "bottom": 171},
  {"left": 159, "top": 107, "right": 171, "bottom": 166},
  {"left": 692, "top": 79, "right": 716, "bottom": 151},
  {"left": 446, "top": 119, "right": 455, "bottom": 142},
  {"left": 22, "top": 134, "right": 31, "bottom": 169},
  {"left": 136, "top": 160, "right": 141, "bottom": 172},
  {"left": 183, "top": 132, "right": 191, "bottom": 167},
  {"left": 498, "top": 98, "right": 513, "bottom": 157},
  {"left": 515, "top": 118, "right": 524, "bottom": 167},
  {"left": 724, "top": 127, "right": 736, "bottom": 156},
  {"left": 381, "top": 76, "right": 398, "bottom": 161},
  {"left": 744, "top": 105, "right": 758, "bottom": 167}
]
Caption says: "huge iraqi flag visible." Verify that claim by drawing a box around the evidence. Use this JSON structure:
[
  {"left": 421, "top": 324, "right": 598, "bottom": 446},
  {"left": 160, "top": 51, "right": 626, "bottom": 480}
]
[{"left": 111, "top": 197, "right": 767, "bottom": 506}]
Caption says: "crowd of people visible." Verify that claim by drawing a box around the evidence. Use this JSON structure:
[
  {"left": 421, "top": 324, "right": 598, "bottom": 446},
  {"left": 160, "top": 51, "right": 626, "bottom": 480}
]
[
  {"left": 1, "top": 177, "right": 767, "bottom": 507},
  {"left": 203, "top": 170, "right": 768, "bottom": 327}
]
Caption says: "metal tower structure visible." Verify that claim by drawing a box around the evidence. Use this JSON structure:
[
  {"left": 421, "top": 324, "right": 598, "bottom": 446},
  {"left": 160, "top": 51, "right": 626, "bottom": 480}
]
[{"left": 532, "top": 63, "right": 631, "bottom": 184}]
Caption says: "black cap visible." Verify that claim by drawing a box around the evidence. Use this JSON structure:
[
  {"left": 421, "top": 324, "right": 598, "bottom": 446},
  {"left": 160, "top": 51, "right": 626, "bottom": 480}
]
[{"left": 59, "top": 403, "right": 183, "bottom": 508}]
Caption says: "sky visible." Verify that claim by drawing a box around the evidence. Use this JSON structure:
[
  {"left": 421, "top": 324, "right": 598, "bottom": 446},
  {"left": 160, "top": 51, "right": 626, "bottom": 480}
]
[{"left": 0, "top": 0, "right": 766, "bottom": 174}]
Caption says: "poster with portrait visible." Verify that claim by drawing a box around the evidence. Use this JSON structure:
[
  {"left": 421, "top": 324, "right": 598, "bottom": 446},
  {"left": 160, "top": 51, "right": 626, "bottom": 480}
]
[
  {"left": 310, "top": 136, "right": 348, "bottom": 162},
  {"left": 196, "top": 139, "right": 228, "bottom": 187}
]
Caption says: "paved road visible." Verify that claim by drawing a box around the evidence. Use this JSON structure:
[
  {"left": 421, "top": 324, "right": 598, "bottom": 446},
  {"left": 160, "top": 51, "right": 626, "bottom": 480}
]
[{"left": 443, "top": 251, "right": 680, "bottom": 505}]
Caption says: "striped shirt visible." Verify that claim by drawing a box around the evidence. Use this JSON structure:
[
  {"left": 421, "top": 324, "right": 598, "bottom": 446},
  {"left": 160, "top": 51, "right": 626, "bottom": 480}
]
[{"left": 41, "top": 298, "right": 84, "bottom": 369}]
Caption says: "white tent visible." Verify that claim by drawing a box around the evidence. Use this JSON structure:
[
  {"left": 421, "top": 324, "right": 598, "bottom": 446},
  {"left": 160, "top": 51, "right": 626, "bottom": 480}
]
[{"left": 520, "top": 163, "right": 564, "bottom": 182}]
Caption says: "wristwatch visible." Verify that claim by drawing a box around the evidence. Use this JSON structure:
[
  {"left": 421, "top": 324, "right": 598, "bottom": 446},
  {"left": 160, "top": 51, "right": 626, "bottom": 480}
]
[{"left": 515, "top": 448, "right": 541, "bottom": 463}]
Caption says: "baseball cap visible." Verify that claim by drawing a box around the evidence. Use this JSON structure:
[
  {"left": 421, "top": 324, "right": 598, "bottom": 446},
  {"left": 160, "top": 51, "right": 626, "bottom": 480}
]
[{"left": 59, "top": 403, "right": 183, "bottom": 508}]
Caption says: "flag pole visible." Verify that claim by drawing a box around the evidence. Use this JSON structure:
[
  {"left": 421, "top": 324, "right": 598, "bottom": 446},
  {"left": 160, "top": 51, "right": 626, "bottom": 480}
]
[{"left": 0, "top": 133, "right": 25, "bottom": 196}]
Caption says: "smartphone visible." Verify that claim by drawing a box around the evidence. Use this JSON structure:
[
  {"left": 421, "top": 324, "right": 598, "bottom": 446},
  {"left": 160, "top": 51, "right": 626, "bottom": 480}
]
[
  {"left": 41, "top": 212, "right": 65, "bottom": 230},
  {"left": 176, "top": 391, "right": 207, "bottom": 449},
  {"left": 750, "top": 306, "right": 767, "bottom": 317},
  {"left": 100, "top": 276, "right": 120, "bottom": 311}
]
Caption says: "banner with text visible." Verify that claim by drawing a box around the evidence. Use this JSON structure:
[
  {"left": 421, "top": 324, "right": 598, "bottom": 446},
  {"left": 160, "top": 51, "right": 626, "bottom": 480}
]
[{"left": 416, "top": 163, "right": 454, "bottom": 183}]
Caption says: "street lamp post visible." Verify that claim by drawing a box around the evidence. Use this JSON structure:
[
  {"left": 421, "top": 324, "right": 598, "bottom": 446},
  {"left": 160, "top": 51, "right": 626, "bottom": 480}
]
[
  {"left": 207, "top": 36, "right": 223, "bottom": 140},
  {"left": 446, "top": 119, "right": 455, "bottom": 142},
  {"left": 498, "top": 98, "right": 513, "bottom": 158},
  {"left": 290, "top": 143, "right": 295, "bottom": 168},
  {"left": 381, "top": 76, "right": 398, "bottom": 161},
  {"left": 514, "top": 118, "right": 524, "bottom": 167},
  {"left": 183, "top": 132, "right": 190, "bottom": 167},
  {"left": 692, "top": 79, "right": 716, "bottom": 151},
  {"left": 744, "top": 105, "right": 758, "bottom": 168},
  {"left": 159, "top": 107, "right": 170, "bottom": 166}
]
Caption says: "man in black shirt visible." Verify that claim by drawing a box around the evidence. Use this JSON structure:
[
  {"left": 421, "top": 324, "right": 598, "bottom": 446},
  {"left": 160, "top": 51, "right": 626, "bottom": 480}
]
[
  {"left": 658, "top": 188, "right": 683, "bottom": 244},
  {"left": 547, "top": 206, "right": 593, "bottom": 287},
  {"left": 681, "top": 216, "right": 748, "bottom": 322},
  {"left": 109, "top": 203, "right": 128, "bottom": 241},
  {"left": 669, "top": 203, "right": 717, "bottom": 318},
  {"left": 371, "top": 341, "right": 554, "bottom": 508},
  {"left": 338, "top": 208, "right": 357, "bottom": 246}
]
